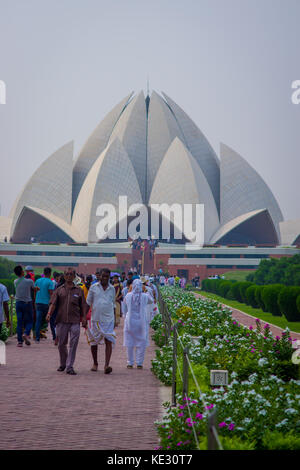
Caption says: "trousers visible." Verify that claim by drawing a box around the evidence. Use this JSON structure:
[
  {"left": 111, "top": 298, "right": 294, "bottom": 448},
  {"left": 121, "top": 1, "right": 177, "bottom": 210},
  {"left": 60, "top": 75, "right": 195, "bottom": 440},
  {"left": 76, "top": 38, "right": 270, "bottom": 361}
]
[
  {"left": 127, "top": 345, "right": 146, "bottom": 366},
  {"left": 56, "top": 322, "right": 80, "bottom": 371}
]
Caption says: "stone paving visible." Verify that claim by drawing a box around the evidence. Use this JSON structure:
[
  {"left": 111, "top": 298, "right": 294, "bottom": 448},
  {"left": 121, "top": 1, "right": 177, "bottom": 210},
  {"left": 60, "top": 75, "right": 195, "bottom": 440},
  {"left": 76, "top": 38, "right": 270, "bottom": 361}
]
[
  {"left": 0, "top": 318, "right": 162, "bottom": 450},
  {"left": 195, "top": 292, "right": 300, "bottom": 341}
]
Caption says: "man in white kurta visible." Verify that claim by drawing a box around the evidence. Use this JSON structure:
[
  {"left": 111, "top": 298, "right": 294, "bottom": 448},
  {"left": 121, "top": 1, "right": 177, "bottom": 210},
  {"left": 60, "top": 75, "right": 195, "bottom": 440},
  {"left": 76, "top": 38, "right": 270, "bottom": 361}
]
[
  {"left": 123, "top": 279, "right": 153, "bottom": 369},
  {"left": 86, "top": 269, "right": 116, "bottom": 374}
]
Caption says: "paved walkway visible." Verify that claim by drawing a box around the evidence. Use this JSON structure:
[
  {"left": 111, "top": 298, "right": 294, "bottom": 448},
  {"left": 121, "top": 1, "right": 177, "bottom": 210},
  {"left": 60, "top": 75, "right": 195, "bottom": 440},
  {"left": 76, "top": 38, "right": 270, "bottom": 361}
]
[
  {"left": 195, "top": 293, "right": 300, "bottom": 341},
  {"left": 0, "top": 318, "right": 162, "bottom": 450}
]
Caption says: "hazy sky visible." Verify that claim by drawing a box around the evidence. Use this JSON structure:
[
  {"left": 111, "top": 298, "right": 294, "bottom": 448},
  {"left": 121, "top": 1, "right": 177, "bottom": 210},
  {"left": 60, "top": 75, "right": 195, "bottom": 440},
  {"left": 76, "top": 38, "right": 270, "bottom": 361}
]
[{"left": 0, "top": 0, "right": 299, "bottom": 220}]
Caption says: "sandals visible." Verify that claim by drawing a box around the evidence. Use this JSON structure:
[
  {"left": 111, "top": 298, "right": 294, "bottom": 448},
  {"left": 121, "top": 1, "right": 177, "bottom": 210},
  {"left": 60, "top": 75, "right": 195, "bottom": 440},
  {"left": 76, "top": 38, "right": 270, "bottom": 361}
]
[
  {"left": 137, "top": 365, "right": 143, "bottom": 369},
  {"left": 90, "top": 364, "right": 98, "bottom": 371},
  {"left": 104, "top": 366, "right": 112, "bottom": 374}
]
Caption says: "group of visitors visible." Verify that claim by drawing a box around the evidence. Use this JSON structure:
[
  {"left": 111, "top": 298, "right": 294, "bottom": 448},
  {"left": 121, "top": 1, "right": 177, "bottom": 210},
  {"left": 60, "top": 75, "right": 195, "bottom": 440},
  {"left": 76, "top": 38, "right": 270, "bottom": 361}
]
[
  {"left": 158, "top": 274, "right": 186, "bottom": 288},
  {"left": 3, "top": 265, "right": 161, "bottom": 376}
]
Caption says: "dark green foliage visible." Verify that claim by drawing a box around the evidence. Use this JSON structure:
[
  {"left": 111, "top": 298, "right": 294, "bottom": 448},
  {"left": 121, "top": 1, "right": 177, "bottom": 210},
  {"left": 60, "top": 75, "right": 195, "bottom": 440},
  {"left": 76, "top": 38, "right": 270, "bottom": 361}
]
[
  {"left": 0, "top": 278, "right": 14, "bottom": 295},
  {"left": 238, "top": 281, "right": 254, "bottom": 304},
  {"left": 278, "top": 286, "right": 300, "bottom": 321},
  {"left": 261, "top": 284, "right": 284, "bottom": 316},
  {"left": 229, "top": 282, "right": 243, "bottom": 302},
  {"left": 218, "top": 281, "right": 233, "bottom": 298},
  {"left": 253, "top": 254, "right": 300, "bottom": 286},
  {"left": 273, "top": 360, "right": 299, "bottom": 382},
  {"left": 254, "top": 285, "right": 267, "bottom": 311},
  {"left": 245, "top": 285, "right": 259, "bottom": 308},
  {"left": 297, "top": 295, "right": 300, "bottom": 315},
  {"left": 0, "top": 257, "right": 15, "bottom": 278}
]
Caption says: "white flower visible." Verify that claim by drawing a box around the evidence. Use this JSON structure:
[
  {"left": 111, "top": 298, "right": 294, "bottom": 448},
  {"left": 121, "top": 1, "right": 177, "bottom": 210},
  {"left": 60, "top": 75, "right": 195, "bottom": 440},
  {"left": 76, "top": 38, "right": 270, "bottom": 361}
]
[
  {"left": 258, "top": 358, "right": 268, "bottom": 367},
  {"left": 258, "top": 410, "right": 267, "bottom": 416},
  {"left": 243, "top": 418, "right": 252, "bottom": 424},
  {"left": 285, "top": 408, "right": 298, "bottom": 415}
]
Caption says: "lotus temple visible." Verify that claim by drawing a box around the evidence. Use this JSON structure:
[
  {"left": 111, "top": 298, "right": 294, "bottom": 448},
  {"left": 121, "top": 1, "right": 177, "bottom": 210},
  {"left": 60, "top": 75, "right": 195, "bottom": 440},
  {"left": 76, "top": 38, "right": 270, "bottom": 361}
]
[{"left": 0, "top": 90, "right": 299, "bottom": 277}]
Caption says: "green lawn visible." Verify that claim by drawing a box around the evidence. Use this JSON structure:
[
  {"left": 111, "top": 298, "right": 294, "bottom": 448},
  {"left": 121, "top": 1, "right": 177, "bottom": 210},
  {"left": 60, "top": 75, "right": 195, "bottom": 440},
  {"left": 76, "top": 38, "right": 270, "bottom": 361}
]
[
  {"left": 195, "top": 290, "right": 300, "bottom": 333},
  {"left": 221, "top": 270, "right": 255, "bottom": 282}
]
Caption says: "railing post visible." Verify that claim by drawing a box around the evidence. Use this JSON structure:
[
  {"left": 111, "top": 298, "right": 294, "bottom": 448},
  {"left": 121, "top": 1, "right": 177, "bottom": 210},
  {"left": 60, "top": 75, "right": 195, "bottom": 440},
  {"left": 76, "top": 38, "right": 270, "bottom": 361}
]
[
  {"left": 9, "top": 295, "right": 14, "bottom": 337},
  {"left": 207, "top": 408, "right": 218, "bottom": 450},
  {"left": 182, "top": 347, "right": 189, "bottom": 399},
  {"left": 172, "top": 323, "right": 177, "bottom": 407}
]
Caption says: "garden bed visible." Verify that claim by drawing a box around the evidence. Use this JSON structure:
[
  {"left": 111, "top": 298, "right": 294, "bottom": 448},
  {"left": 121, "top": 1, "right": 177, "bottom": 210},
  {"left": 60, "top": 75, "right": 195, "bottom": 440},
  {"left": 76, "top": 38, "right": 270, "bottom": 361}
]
[{"left": 151, "top": 287, "right": 300, "bottom": 450}]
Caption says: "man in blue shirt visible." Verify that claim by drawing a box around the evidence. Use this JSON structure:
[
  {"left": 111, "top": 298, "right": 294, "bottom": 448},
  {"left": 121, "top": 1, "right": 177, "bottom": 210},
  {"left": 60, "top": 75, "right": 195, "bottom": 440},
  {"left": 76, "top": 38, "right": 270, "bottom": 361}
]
[{"left": 35, "top": 267, "right": 54, "bottom": 343}]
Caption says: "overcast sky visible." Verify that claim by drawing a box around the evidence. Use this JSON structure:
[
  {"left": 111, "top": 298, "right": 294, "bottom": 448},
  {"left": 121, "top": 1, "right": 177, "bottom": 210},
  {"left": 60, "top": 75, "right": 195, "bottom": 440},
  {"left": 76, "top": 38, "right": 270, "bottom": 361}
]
[{"left": 0, "top": 0, "right": 299, "bottom": 220}]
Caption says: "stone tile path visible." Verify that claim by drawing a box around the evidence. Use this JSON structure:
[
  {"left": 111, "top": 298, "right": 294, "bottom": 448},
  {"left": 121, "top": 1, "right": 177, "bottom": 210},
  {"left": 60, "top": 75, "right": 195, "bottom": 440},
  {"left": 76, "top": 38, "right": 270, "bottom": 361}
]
[{"left": 0, "top": 318, "right": 162, "bottom": 450}]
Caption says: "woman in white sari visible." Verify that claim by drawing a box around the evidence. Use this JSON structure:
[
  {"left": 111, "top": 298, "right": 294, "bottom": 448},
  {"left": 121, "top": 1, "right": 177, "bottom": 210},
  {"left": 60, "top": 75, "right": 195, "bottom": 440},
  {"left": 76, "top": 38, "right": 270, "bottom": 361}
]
[{"left": 123, "top": 279, "right": 153, "bottom": 369}]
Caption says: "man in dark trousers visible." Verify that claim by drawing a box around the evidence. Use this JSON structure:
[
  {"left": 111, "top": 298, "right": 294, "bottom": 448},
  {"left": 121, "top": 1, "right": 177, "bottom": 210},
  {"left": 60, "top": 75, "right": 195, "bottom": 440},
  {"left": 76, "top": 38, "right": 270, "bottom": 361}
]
[{"left": 46, "top": 268, "right": 88, "bottom": 375}]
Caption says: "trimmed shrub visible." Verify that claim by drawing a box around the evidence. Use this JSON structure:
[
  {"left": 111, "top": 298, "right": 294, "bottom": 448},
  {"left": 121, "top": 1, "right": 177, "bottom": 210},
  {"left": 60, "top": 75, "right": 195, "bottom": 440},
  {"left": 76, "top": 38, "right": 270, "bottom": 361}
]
[
  {"left": 218, "top": 281, "right": 233, "bottom": 298},
  {"left": 229, "top": 282, "right": 243, "bottom": 302},
  {"left": 278, "top": 286, "right": 300, "bottom": 321},
  {"left": 261, "top": 284, "right": 284, "bottom": 316},
  {"left": 239, "top": 281, "right": 254, "bottom": 304},
  {"left": 245, "top": 285, "right": 259, "bottom": 308},
  {"left": 0, "top": 278, "right": 14, "bottom": 295},
  {"left": 297, "top": 295, "right": 300, "bottom": 315},
  {"left": 254, "top": 285, "right": 267, "bottom": 311}
]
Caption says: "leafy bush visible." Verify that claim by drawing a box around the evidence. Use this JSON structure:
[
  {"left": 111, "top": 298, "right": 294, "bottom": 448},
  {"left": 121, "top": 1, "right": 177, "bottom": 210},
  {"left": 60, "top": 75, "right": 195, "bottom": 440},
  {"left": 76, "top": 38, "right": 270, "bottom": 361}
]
[
  {"left": 0, "top": 257, "right": 16, "bottom": 278},
  {"left": 238, "top": 281, "right": 254, "bottom": 304},
  {"left": 278, "top": 286, "right": 300, "bottom": 321},
  {"left": 150, "top": 314, "right": 163, "bottom": 331},
  {"left": 0, "top": 278, "right": 14, "bottom": 295},
  {"left": 297, "top": 295, "right": 300, "bottom": 315},
  {"left": 254, "top": 285, "right": 267, "bottom": 311},
  {"left": 218, "top": 281, "right": 232, "bottom": 298},
  {"left": 245, "top": 285, "right": 259, "bottom": 308},
  {"left": 0, "top": 323, "right": 9, "bottom": 342},
  {"left": 253, "top": 254, "right": 300, "bottom": 286},
  {"left": 262, "top": 431, "right": 300, "bottom": 450},
  {"left": 261, "top": 284, "right": 284, "bottom": 316}
]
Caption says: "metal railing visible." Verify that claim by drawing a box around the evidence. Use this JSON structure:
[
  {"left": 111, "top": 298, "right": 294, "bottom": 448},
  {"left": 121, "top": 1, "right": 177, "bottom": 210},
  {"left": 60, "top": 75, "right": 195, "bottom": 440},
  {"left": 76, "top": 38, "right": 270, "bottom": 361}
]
[{"left": 157, "top": 286, "right": 223, "bottom": 450}]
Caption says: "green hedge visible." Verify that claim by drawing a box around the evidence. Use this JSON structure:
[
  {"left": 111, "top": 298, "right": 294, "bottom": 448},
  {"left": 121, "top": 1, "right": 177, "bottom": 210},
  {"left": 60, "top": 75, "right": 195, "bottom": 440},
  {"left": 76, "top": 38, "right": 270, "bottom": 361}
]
[
  {"left": 238, "top": 281, "right": 254, "bottom": 304},
  {"left": 0, "top": 278, "right": 14, "bottom": 295},
  {"left": 261, "top": 284, "right": 284, "bottom": 316},
  {"left": 254, "top": 285, "right": 267, "bottom": 311},
  {"left": 278, "top": 287, "right": 300, "bottom": 322},
  {"left": 245, "top": 285, "right": 259, "bottom": 308},
  {"left": 218, "top": 281, "right": 232, "bottom": 298}
]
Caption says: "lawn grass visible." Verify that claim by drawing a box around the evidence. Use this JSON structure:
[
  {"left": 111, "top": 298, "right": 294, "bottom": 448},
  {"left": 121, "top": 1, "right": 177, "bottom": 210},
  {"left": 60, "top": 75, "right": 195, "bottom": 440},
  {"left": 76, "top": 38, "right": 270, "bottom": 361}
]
[
  {"left": 195, "top": 290, "right": 300, "bottom": 333},
  {"left": 222, "top": 270, "right": 255, "bottom": 282}
]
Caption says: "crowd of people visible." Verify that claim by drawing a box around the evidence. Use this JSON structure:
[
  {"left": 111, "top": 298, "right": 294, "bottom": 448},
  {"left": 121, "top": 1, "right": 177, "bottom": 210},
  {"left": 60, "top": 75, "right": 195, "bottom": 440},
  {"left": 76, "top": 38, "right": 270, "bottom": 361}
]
[
  {"left": 130, "top": 237, "right": 159, "bottom": 259},
  {"left": 0, "top": 265, "right": 163, "bottom": 375}
]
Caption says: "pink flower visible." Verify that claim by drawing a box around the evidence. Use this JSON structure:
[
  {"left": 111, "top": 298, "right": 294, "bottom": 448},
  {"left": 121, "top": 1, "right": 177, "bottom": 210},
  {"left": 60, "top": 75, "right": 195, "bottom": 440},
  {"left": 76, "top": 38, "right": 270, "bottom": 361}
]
[
  {"left": 196, "top": 413, "right": 203, "bottom": 419},
  {"left": 219, "top": 422, "right": 227, "bottom": 428},
  {"left": 276, "top": 336, "right": 280, "bottom": 340},
  {"left": 228, "top": 423, "right": 235, "bottom": 431},
  {"left": 178, "top": 413, "right": 184, "bottom": 417},
  {"left": 205, "top": 404, "right": 214, "bottom": 410},
  {"left": 251, "top": 349, "right": 256, "bottom": 353},
  {"left": 249, "top": 325, "right": 253, "bottom": 330},
  {"left": 185, "top": 429, "right": 192, "bottom": 434},
  {"left": 246, "top": 333, "right": 250, "bottom": 336},
  {"left": 255, "top": 318, "right": 260, "bottom": 323},
  {"left": 183, "top": 440, "right": 191, "bottom": 445},
  {"left": 177, "top": 441, "right": 183, "bottom": 446},
  {"left": 186, "top": 418, "right": 192, "bottom": 423},
  {"left": 264, "top": 323, "right": 270, "bottom": 329}
]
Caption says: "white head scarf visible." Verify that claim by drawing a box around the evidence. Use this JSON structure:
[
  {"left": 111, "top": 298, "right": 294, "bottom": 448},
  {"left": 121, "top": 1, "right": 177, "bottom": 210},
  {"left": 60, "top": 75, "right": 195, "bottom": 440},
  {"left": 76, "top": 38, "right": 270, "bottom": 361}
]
[{"left": 131, "top": 279, "right": 143, "bottom": 310}]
